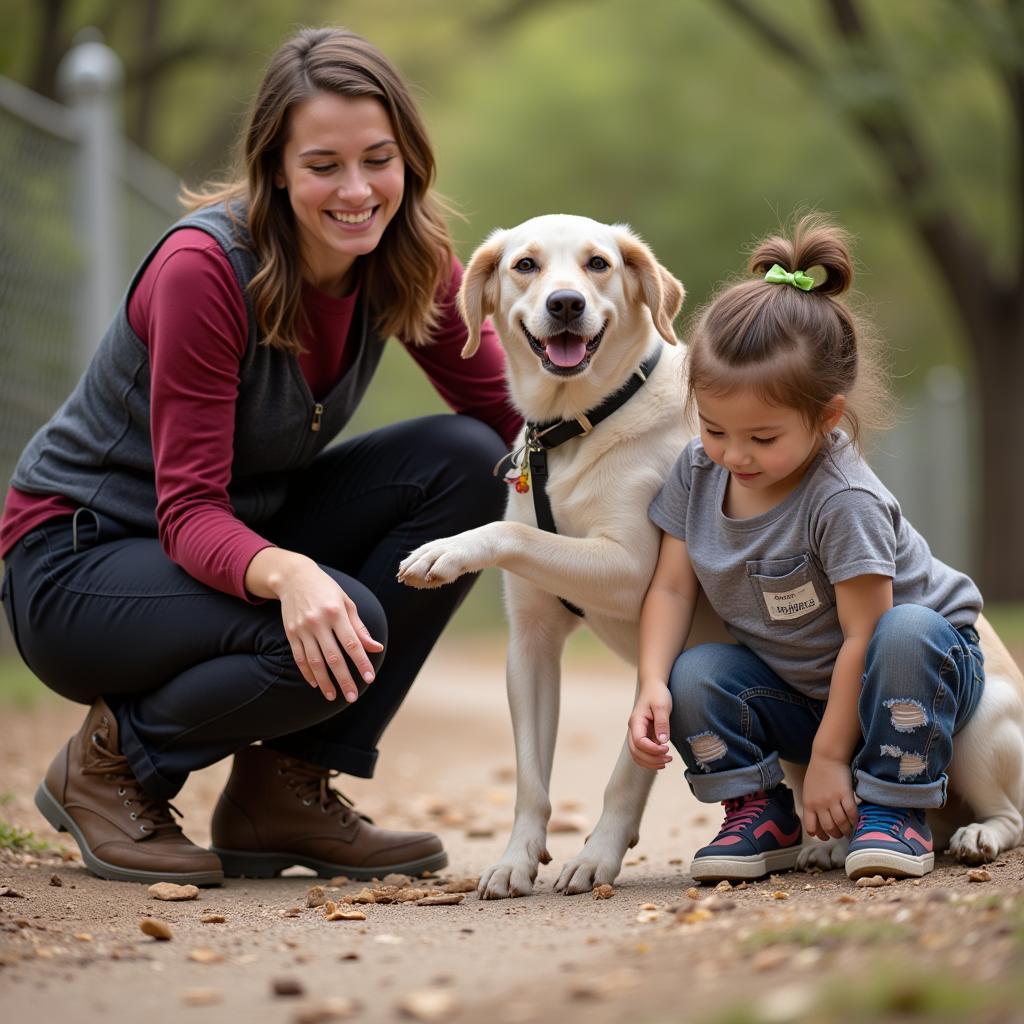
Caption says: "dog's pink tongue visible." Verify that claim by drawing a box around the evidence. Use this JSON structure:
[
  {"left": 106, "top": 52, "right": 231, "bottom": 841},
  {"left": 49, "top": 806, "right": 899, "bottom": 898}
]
[{"left": 545, "top": 333, "right": 587, "bottom": 367}]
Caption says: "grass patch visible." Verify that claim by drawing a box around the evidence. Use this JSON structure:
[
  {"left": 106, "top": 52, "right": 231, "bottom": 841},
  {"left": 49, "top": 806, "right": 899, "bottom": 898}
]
[
  {"left": 0, "top": 656, "right": 50, "bottom": 708},
  {"left": 986, "top": 601, "right": 1024, "bottom": 647},
  {"left": 0, "top": 818, "right": 55, "bottom": 854},
  {"left": 744, "top": 919, "right": 906, "bottom": 950}
]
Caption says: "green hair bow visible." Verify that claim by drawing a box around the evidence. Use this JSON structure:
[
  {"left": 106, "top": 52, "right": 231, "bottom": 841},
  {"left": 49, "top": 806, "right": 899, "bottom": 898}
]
[{"left": 764, "top": 264, "right": 814, "bottom": 291}]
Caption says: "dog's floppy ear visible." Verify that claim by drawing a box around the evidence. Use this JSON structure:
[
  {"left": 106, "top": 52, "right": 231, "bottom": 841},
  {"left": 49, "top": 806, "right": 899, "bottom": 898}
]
[
  {"left": 614, "top": 227, "right": 685, "bottom": 345},
  {"left": 458, "top": 229, "right": 507, "bottom": 358}
]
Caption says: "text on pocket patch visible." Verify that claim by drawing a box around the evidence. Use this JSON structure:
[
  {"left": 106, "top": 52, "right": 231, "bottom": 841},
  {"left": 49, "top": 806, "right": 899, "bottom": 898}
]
[{"left": 762, "top": 581, "right": 821, "bottom": 621}]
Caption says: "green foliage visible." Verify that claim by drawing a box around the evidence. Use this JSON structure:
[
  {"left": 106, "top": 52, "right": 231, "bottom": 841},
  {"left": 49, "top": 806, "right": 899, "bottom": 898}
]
[
  {"left": 0, "top": 819, "right": 55, "bottom": 853},
  {"left": 0, "top": 656, "right": 50, "bottom": 708}
]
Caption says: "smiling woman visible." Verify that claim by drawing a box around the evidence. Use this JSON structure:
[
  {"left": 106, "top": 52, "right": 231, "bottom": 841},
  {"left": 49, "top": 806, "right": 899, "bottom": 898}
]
[{"left": 0, "top": 27, "right": 521, "bottom": 886}]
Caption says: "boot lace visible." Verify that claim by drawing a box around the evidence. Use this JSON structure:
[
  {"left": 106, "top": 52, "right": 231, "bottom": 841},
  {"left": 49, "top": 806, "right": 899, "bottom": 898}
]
[
  {"left": 83, "top": 733, "right": 183, "bottom": 838},
  {"left": 277, "top": 757, "right": 371, "bottom": 825},
  {"left": 715, "top": 790, "right": 770, "bottom": 838}
]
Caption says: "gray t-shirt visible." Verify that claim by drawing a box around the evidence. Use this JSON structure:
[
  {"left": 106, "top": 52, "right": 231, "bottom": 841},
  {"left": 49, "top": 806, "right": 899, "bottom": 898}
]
[{"left": 649, "top": 434, "right": 982, "bottom": 698}]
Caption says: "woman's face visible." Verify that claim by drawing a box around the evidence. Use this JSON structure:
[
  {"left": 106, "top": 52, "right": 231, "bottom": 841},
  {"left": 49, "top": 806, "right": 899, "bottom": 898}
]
[{"left": 276, "top": 92, "right": 405, "bottom": 295}]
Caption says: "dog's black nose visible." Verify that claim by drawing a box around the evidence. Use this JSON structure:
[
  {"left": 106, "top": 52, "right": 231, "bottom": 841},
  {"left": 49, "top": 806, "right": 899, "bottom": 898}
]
[{"left": 546, "top": 289, "right": 586, "bottom": 323}]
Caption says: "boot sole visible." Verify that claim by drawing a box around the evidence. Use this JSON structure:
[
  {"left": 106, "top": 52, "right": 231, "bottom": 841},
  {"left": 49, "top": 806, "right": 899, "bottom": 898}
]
[
  {"left": 34, "top": 782, "right": 224, "bottom": 887},
  {"left": 845, "top": 848, "right": 934, "bottom": 880},
  {"left": 210, "top": 846, "right": 449, "bottom": 880},
  {"left": 690, "top": 845, "right": 802, "bottom": 883}
]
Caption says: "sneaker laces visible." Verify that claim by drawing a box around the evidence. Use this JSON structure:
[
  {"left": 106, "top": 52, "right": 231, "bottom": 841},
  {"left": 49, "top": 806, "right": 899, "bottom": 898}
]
[
  {"left": 278, "top": 757, "right": 371, "bottom": 825},
  {"left": 856, "top": 804, "right": 909, "bottom": 835},
  {"left": 716, "top": 790, "right": 770, "bottom": 837},
  {"left": 83, "top": 733, "right": 183, "bottom": 838}
]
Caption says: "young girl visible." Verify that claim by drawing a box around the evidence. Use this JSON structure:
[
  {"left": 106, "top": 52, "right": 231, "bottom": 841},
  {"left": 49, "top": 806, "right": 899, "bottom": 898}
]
[{"left": 627, "top": 215, "right": 984, "bottom": 883}]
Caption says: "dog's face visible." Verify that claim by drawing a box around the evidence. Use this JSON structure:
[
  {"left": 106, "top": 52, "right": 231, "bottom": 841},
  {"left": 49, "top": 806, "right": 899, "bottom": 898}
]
[{"left": 458, "top": 215, "right": 684, "bottom": 383}]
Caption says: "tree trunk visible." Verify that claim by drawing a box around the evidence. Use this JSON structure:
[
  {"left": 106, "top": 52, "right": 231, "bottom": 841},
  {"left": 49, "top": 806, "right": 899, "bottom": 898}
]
[{"left": 973, "top": 307, "right": 1024, "bottom": 601}]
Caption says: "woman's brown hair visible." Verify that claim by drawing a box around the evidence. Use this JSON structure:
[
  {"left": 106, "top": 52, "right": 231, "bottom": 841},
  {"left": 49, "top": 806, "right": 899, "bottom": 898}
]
[
  {"left": 685, "top": 213, "right": 892, "bottom": 447},
  {"left": 183, "top": 27, "right": 454, "bottom": 353}
]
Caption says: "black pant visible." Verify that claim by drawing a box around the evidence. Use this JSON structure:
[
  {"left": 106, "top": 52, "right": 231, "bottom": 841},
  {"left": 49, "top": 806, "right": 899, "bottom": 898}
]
[{"left": 1, "top": 415, "right": 507, "bottom": 799}]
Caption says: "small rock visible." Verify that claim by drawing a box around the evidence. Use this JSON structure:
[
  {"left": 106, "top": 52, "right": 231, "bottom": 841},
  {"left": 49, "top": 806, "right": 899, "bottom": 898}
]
[
  {"left": 306, "top": 885, "right": 327, "bottom": 908},
  {"left": 702, "top": 895, "right": 735, "bottom": 913},
  {"left": 416, "top": 894, "right": 464, "bottom": 906},
  {"left": 273, "top": 977, "right": 306, "bottom": 997},
  {"left": 967, "top": 868, "right": 992, "bottom": 883},
  {"left": 714, "top": 880, "right": 732, "bottom": 892},
  {"left": 293, "top": 997, "right": 361, "bottom": 1023},
  {"left": 855, "top": 875, "right": 888, "bottom": 889},
  {"left": 49, "top": 874, "right": 63, "bottom": 887},
  {"left": 0, "top": 887, "right": 26, "bottom": 898},
  {"left": 684, "top": 887, "right": 700, "bottom": 900},
  {"left": 200, "top": 914, "right": 226, "bottom": 924},
  {"left": 752, "top": 947, "right": 788, "bottom": 972},
  {"left": 327, "top": 875, "right": 350, "bottom": 887},
  {"left": 181, "top": 988, "right": 222, "bottom": 1007},
  {"left": 149, "top": 882, "right": 200, "bottom": 902},
  {"left": 464, "top": 826, "right": 495, "bottom": 839},
  {"left": 668, "top": 858, "right": 684, "bottom": 866},
  {"left": 591, "top": 884, "right": 614, "bottom": 900},
  {"left": 188, "top": 947, "right": 225, "bottom": 964},
  {"left": 325, "top": 906, "right": 367, "bottom": 922},
  {"left": 140, "top": 918, "right": 173, "bottom": 941},
  {"left": 442, "top": 878, "right": 478, "bottom": 894},
  {"left": 770, "top": 890, "right": 789, "bottom": 901},
  {"left": 382, "top": 873, "right": 412, "bottom": 886},
  {"left": 836, "top": 893, "right": 858, "bottom": 904},
  {"left": 398, "top": 986, "right": 459, "bottom": 1022},
  {"left": 73, "top": 933, "right": 93, "bottom": 942},
  {"left": 281, "top": 907, "right": 303, "bottom": 918}
]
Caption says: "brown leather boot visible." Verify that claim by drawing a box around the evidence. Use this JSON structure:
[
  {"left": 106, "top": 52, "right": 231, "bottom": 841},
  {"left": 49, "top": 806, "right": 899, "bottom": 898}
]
[
  {"left": 34, "top": 698, "right": 223, "bottom": 885},
  {"left": 210, "top": 745, "right": 447, "bottom": 879}
]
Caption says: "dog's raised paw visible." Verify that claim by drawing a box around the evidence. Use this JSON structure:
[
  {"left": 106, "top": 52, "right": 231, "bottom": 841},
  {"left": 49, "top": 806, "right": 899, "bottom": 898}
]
[{"left": 948, "top": 824, "right": 998, "bottom": 865}]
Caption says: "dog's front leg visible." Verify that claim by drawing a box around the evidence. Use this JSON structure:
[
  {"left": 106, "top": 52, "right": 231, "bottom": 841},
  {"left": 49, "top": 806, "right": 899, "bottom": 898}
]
[
  {"left": 554, "top": 740, "right": 655, "bottom": 895},
  {"left": 479, "top": 584, "right": 573, "bottom": 899}
]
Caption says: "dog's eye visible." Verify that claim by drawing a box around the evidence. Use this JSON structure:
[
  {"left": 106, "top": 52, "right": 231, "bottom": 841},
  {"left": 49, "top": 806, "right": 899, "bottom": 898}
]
[
  {"left": 587, "top": 256, "right": 610, "bottom": 271},
  {"left": 513, "top": 257, "right": 537, "bottom": 273}
]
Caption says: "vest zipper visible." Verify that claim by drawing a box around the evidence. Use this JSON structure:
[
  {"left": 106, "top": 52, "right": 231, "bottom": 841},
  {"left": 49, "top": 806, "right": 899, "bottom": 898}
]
[{"left": 311, "top": 402, "right": 324, "bottom": 432}]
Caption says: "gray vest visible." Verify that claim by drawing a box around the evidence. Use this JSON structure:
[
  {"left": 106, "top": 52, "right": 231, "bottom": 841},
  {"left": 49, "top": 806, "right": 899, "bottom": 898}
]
[{"left": 11, "top": 203, "right": 386, "bottom": 530}]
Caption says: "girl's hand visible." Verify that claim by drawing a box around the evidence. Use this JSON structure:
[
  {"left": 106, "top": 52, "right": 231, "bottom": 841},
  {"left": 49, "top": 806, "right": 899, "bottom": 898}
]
[
  {"left": 248, "top": 549, "right": 384, "bottom": 703},
  {"left": 627, "top": 684, "right": 673, "bottom": 770},
  {"left": 802, "top": 751, "right": 859, "bottom": 840}
]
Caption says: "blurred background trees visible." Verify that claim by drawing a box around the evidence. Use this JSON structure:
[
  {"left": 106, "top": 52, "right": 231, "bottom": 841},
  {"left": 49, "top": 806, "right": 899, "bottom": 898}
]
[{"left": 2, "top": 0, "right": 1020, "bottom": 600}]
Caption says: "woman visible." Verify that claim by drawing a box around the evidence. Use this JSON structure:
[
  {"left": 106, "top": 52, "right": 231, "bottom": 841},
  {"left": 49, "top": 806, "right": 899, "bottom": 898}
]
[{"left": 0, "top": 27, "right": 519, "bottom": 885}]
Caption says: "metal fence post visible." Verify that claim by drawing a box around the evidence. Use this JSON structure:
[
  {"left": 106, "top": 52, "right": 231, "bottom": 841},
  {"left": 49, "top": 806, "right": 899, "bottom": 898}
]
[{"left": 57, "top": 29, "right": 124, "bottom": 372}]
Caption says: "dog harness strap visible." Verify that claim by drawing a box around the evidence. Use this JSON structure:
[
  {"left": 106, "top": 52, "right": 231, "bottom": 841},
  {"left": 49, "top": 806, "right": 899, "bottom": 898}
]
[{"left": 519, "top": 345, "right": 664, "bottom": 620}]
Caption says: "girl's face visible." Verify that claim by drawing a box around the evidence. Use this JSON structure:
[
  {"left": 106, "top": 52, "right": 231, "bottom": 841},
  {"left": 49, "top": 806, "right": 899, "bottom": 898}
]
[
  {"left": 695, "top": 387, "right": 840, "bottom": 503},
  {"left": 276, "top": 92, "right": 405, "bottom": 295}
]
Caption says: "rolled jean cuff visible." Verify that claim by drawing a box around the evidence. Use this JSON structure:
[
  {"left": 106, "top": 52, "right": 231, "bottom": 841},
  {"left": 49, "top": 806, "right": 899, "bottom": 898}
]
[
  {"left": 114, "top": 704, "right": 184, "bottom": 801},
  {"left": 854, "top": 768, "right": 947, "bottom": 809},
  {"left": 265, "top": 735, "right": 379, "bottom": 778},
  {"left": 684, "top": 752, "right": 784, "bottom": 802}
]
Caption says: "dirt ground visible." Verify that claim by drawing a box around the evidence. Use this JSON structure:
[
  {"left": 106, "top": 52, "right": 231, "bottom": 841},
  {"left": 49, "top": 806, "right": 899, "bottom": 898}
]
[{"left": 2, "top": 637, "right": 1024, "bottom": 1024}]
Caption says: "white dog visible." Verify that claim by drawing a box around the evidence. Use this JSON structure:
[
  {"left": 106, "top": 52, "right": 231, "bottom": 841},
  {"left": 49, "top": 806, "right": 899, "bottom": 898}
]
[{"left": 399, "top": 214, "right": 1024, "bottom": 897}]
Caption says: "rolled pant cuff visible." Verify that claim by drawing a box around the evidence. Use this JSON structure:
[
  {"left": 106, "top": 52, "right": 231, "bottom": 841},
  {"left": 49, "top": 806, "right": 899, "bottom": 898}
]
[
  {"left": 112, "top": 702, "right": 184, "bottom": 801},
  {"left": 265, "top": 736, "right": 379, "bottom": 778},
  {"left": 854, "top": 768, "right": 947, "bottom": 809},
  {"left": 685, "top": 753, "right": 784, "bottom": 802}
]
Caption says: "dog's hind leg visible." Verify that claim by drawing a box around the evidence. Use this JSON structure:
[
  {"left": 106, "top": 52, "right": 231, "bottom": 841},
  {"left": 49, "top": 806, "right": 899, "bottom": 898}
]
[
  {"left": 554, "top": 739, "right": 655, "bottom": 895},
  {"left": 479, "top": 580, "right": 576, "bottom": 900},
  {"left": 946, "top": 674, "right": 1024, "bottom": 864}
]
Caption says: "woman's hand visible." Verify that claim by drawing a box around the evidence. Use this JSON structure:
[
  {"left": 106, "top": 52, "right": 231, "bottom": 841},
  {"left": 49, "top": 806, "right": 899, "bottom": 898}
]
[
  {"left": 245, "top": 548, "right": 384, "bottom": 703},
  {"left": 627, "top": 684, "right": 673, "bottom": 770},
  {"left": 802, "top": 751, "right": 859, "bottom": 840}
]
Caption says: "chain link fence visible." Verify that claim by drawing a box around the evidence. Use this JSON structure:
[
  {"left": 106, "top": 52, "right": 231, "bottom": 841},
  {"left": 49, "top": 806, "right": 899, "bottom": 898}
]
[{"left": 0, "top": 45, "right": 180, "bottom": 652}]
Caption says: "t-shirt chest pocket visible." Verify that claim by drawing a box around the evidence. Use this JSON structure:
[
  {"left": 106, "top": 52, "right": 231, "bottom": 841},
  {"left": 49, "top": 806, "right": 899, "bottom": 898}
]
[{"left": 746, "top": 554, "right": 832, "bottom": 629}]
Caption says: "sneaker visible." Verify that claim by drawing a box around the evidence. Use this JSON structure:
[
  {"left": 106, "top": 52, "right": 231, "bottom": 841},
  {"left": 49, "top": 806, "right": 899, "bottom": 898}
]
[
  {"left": 689, "top": 785, "right": 802, "bottom": 883},
  {"left": 845, "top": 804, "right": 934, "bottom": 880}
]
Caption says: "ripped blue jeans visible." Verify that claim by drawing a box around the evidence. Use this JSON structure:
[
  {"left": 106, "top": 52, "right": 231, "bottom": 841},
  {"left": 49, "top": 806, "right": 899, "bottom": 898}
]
[{"left": 667, "top": 604, "right": 985, "bottom": 809}]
